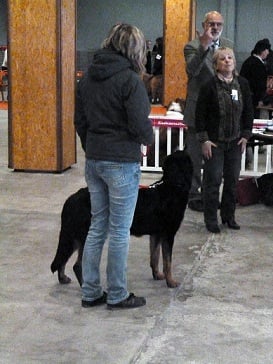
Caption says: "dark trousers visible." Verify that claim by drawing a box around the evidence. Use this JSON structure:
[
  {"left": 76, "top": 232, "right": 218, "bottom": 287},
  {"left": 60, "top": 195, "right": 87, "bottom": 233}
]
[
  {"left": 185, "top": 128, "right": 203, "bottom": 201},
  {"left": 203, "top": 139, "right": 241, "bottom": 225}
]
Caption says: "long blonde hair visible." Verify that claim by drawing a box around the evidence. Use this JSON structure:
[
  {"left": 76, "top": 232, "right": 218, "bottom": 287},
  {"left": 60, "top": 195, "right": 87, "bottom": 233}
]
[{"left": 102, "top": 24, "right": 147, "bottom": 74}]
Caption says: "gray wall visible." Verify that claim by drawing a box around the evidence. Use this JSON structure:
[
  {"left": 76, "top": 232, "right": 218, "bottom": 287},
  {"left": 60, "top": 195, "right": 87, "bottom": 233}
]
[
  {"left": 77, "top": 0, "right": 163, "bottom": 51},
  {"left": 1, "top": 0, "right": 273, "bottom": 72},
  {"left": 76, "top": 0, "right": 163, "bottom": 71},
  {"left": 0, "top": 0, "right": 7, "bottom": 45}
]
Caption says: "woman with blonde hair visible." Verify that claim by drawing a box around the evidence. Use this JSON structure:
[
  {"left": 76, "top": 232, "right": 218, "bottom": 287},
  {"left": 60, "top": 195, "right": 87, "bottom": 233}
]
[
  {"left": 195, "top": 47, "right": 253, "bottom": 233},
  {"left": 75, "top": 24, "right": 153, "bottom": 309}
]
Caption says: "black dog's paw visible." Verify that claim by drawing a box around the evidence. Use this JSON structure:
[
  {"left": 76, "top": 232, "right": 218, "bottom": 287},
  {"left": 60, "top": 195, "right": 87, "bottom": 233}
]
[
  {"left": 57, "top": 272, "right": 72, "bottom": 284},
  {"left": 152, "top": 271, "right": 165, "bottom": 281}
]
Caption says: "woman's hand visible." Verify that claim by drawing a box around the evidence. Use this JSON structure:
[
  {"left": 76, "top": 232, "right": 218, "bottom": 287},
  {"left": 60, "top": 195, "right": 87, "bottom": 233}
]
[
  {"left": 237, "top": 137, "right": 248, "bottom": 153},
  {"left": 202, "top": 140, "right": 217, "bottom": 159}
]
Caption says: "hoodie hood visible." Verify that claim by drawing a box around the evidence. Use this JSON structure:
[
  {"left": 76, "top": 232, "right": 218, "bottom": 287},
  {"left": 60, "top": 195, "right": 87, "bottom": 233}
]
[{"left": 88, "top": 49, "right": 133, "bottom": 81}]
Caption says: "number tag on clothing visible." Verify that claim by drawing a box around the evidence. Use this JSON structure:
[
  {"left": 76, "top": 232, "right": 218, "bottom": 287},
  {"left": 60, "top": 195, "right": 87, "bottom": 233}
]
[{"left": 231, "top": 89, "right": 238, "bottom": 101}]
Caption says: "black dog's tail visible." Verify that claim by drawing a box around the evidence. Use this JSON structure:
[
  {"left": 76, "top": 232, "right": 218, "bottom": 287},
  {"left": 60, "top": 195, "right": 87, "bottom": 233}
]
[{"left": 50, "top": 230, "right": 75, "bottom": 273}]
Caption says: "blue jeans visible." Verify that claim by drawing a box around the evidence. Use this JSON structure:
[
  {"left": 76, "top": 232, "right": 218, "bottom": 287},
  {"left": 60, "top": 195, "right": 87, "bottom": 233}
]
[{"left": 82, "top": 159, "right": 141, "bottom": 304}]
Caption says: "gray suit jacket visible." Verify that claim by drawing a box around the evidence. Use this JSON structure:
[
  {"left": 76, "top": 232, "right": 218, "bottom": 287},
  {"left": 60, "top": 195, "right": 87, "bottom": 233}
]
[{"left": 183, "top": 37, "right": 234, "bottom": 128}]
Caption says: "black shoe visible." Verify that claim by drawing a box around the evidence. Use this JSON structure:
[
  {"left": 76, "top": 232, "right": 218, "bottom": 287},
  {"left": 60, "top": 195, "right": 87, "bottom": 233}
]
[
  {"left": 107, "top": 293, "right": 146, "bottom": 310},
  {"left": 222, "top": 218, "right": 240, "bottom": 230},
  {"left": 82, "top": 291, "right": 107, "bottom": 307},
  {"left": 188, "top": 200, "right": 204, "bottom": 212},
  {"left": 206, "top": 224, "right": 220, "bottom": 233}
]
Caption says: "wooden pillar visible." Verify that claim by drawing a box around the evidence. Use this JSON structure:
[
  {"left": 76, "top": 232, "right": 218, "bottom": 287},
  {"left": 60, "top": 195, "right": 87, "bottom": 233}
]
[
  {"left": 8, "top": 0, "right": 76, "bottom": 172},
  {"left": 163, "top": 0, "right": 195, "bottom": 105}
]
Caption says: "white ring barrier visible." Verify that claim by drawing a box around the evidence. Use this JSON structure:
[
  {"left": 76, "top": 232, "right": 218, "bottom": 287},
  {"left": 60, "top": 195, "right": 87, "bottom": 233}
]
[{"left": 141, "top": 117, "right": 272, "bottom": 176}]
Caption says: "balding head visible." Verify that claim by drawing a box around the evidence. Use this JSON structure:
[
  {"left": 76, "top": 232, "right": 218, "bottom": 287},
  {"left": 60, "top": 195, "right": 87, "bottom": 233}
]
[
  {"left": 202, "top": 11, "right": 224, "bottom": 41},
  {"left": 203, "top": 11, "right": 224, "bottom": 24}
]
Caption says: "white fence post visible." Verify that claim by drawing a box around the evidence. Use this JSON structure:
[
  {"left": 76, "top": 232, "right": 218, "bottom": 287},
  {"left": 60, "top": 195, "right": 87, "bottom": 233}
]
[
  {"left": 141, "top": 117, "right": 273, "bottom": 176},
  {"left": 141, "top": 117, "right": 186, "bottom": 172}
]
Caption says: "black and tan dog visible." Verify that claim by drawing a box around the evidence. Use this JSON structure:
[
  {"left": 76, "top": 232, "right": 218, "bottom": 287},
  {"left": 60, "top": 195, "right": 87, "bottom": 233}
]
[{"left": 51, "top": 150, "right": 193, "bottom": 288}]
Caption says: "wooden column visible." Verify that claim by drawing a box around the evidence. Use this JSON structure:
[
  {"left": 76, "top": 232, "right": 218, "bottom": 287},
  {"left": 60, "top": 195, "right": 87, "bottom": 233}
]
[
  {"left": 163, "top": 0, "right": 195, "bottom": 105},
  {"left": 8, "top": 0, "right": 76, "bottom": 172}
]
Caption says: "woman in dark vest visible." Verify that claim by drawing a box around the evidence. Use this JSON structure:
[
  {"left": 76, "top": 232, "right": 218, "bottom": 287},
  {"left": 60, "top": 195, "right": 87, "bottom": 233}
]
[{"left": 196, "top": 47, "right": 253, "bottom": 233}]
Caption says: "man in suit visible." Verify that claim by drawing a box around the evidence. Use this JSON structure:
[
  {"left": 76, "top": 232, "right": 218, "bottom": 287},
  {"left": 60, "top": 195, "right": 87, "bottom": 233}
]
[
  {"left": 240, "top": 39, "right": 271, "bottom": 118},
  {"left": 183, "top": 11, "right": 233, "bottom": 212}
]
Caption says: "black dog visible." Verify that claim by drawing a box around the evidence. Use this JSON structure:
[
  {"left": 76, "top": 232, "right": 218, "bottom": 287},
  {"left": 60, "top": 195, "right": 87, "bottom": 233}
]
[
  {"left": 257, "top": 173, "right": 273, "bottom": 206},
  {"left": 51, "top": 150, "right": 193, "bottom": 288}
]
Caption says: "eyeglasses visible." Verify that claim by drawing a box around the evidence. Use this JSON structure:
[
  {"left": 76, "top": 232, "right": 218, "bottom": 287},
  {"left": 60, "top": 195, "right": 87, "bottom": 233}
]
[{"left": 207, "top": 22, "right": 223, "bottom": 27}]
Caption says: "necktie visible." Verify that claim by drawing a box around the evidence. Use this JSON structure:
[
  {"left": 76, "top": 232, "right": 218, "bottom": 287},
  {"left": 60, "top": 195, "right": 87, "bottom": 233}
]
[{"left": 212, "top": 41, "right": 219, "bottom": 51}]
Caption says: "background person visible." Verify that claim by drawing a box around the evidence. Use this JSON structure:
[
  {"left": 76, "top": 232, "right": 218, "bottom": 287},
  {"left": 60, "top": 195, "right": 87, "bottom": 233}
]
[
  {"left": 265, "top": 46, "right": 273, "bottom": 76},
  {"left": 240, "top": 39, "right": 271, "bottom": 165},
  {"left": 195, "top": 47, "right": 253, "bottom": 233},
  {"left": 152, "top": 36, "right": 163, "bottom": 76},
  {"left": 1, "top": 48, "right": 7, "bottom": 70},
  {"left": 183, "top": 11, "right": 233, "bottom": 212},
  {"left": 145, "top": 39, "right": 152, "bottom": 74},
  {"left": 74, "top": 24, "right": 153, "bottom": 310},
  {"left": 150, "top": 36, "right": 163, "bottom": 104},
  {"left": 240, "top": 38, "right": 271, "bottom": 118}
]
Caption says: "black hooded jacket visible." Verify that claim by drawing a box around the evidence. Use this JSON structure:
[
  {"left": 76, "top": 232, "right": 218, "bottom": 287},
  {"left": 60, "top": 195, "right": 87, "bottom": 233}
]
[{"left": 74, "top": 49, "right": 153, "bottom": 162}]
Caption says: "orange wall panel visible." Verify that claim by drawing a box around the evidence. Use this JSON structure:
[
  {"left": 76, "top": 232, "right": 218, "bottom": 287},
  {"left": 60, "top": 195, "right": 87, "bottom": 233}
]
[
  {"left": 8, "top": 0, "right": 76, "bottom": 172},
  {"left": 164, "top": 0, "right": 194, "bottom": 105},
  {"left": 59, "top": 0, "right": 77, "bottom": 170}
]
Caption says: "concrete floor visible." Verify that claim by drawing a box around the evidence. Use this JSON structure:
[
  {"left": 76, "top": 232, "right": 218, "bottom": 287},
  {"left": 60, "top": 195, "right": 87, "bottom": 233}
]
[{"left": 1, "top": 109, "right": 273, "bottom": 363}]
